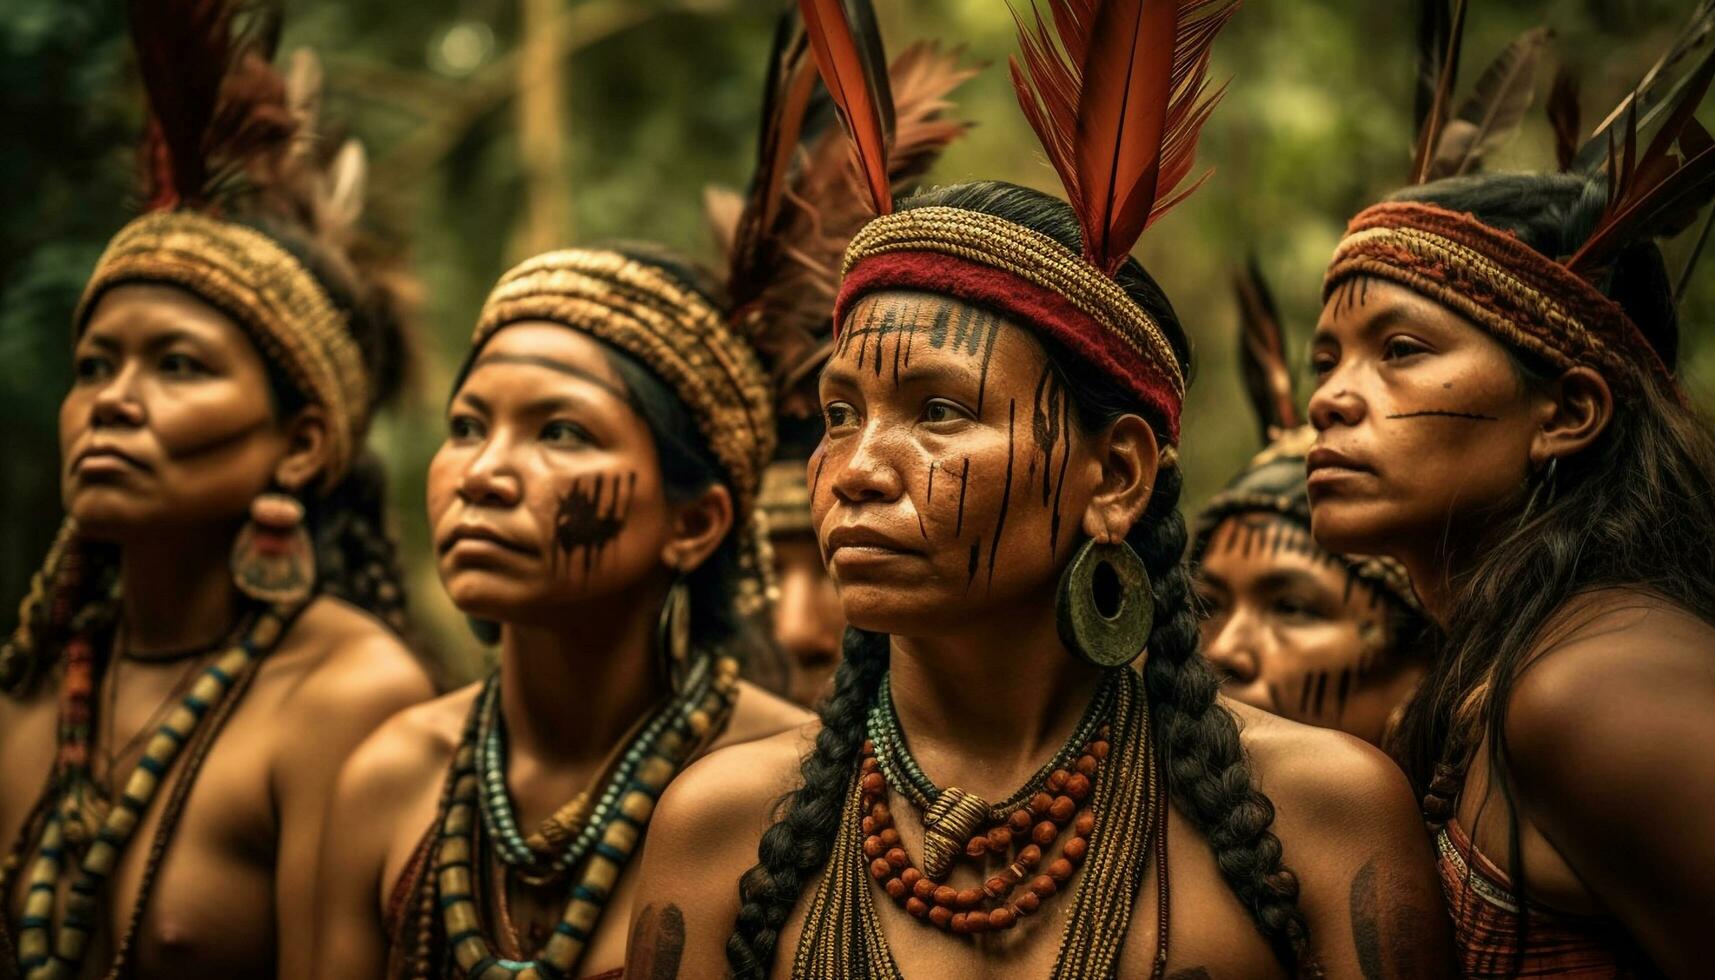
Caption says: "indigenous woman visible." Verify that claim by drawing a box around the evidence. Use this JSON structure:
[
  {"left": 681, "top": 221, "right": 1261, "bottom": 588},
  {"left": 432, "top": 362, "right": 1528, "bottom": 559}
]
[
  {"left": 1193, "top": 269, "right": 1430, "bottom": 746},
  {"left": 1307, "top": 23, "right": 1715, "bottom": 975},
  {"left": 626, "top": 2, "right": 1452, "bottom": 977},
  {"left": 0, "top": 4, "right": 434, "bottom": 978},
  {"left": 309, "top": 232, "right": 810, "bottom": 974},
  {"left": 705, "top": 11, "right": 975, "bottom": 708}
]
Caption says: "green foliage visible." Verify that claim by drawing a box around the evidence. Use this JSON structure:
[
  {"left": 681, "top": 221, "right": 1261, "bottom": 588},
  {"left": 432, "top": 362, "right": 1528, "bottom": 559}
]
[{"left": 3, "top": 0, "right": 1710, "bottom": 678}]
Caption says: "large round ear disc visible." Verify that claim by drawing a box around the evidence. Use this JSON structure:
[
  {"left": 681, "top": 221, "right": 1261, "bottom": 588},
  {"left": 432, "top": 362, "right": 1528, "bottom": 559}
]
[{"left": 1055, "top": 539, "right": 1152, "bottom": 668}]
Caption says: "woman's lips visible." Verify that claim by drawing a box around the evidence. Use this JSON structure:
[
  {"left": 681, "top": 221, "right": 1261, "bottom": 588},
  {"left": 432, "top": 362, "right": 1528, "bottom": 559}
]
[
  {"left": 70, "top": 445, "right": 153, "bottom": 476},
  {"left": 1305, "top": 446, "right": 1375, "bottom": 493},
  {"left": 439, "top": 524, "right": 540, "bottom": 559},
  {"left": 823, "top": 524, "right": 922, "bottom": 568}
]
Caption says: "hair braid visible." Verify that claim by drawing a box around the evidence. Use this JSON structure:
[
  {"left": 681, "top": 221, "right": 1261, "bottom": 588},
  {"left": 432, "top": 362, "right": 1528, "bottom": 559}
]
[
  {"left": 311, "top": 453, "right": 409, "bottom": 637},
  {"left": 1137, "top": 464, "right": 1312, "bottom": 971},
  {"left": 726, "top": 627, "right": 889, "bottom": 978}
]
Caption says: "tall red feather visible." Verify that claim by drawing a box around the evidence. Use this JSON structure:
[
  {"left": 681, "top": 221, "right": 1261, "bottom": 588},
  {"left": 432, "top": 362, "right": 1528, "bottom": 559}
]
[
  {"left": 797, "top": 0, "right": 894, "bottom": 215},
  {"left": 1011, "top": 0, "right": 1238, "bottom": 274}
]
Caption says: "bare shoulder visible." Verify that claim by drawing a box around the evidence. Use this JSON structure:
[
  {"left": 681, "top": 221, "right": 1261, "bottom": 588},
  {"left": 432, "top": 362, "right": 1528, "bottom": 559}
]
[
  {"left": 713, "top": 680, "right": 815, "bottom": 751},
  {"left": 272, "top": 595, "right": 435, "bottom": 716},
  {"left": 335, "top": 683, "right": 478, "bottom": 805},
  {"left": 1226, "top": 697, "right": 1420, "bottom": 840}
]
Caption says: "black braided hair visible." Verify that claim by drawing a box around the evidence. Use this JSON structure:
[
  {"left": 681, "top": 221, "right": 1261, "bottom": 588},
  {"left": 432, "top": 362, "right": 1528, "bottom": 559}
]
[{"left": 724, "top": 181, "right": 1310, "bottom": 976}]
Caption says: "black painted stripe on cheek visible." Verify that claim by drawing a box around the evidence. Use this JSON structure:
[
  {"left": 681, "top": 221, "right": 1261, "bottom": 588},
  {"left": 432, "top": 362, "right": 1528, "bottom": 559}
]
[{"left": 986, "top": 400, "right": 1017, "bottom": 588}]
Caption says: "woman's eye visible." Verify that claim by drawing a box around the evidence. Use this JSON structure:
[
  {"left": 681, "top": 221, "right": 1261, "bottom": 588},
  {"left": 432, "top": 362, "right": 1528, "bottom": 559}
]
[
  {"left": 1273, "top": 596, "right": 1326, "bottom": 621},
  {"left": 1382, "top": 337, "right": 1429, "bottom": 361},
  {"left": 74, "top": 355, "right": 113, "bottom": 383},
  {"left": 540, "top": 420, "right": 592, "bottom": 447},
  {"left": 158, "top": 352, "right": 210, "bottom": 378},
  {"left": 824, "top": 402, "right": 859, "bottom": 430},
  {"left": 921, "top": 398, "right": 971, "bottom": 425},
  {"left": 448, "top": 415, "right": 485, "bottom": 441},
  {"left": 1309, "top": 351, "right": 1337, "bottom": 378}
]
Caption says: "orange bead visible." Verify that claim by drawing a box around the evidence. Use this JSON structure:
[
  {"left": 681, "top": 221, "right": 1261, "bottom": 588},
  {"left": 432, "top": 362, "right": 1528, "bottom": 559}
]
[
  {"left": 1062, "top": 836, "right": 1088, "bottom": 864},
  {"left": 983, "top": 875, "right": 1011, "bottom": 898},
  {"left": 1030, "top": 875, "right": 1057, "bottom": 899},
  {"left": 1033, "top": 821, "right": 1058, "bottom": 847},
  {"left": 1076, "top": 755, "right": 1098, "bottom": 776},
  {"left": 871, "top": 802, "right": 892, "bottom": 827},
  {"left": 861, "top": 756, "right": 880, "bottom": 774},
  {"left": 1008, "top": 809, "right": 1033, "bottom": 833},
  {"left": 957, "top": 888, "right": 983, "bottom": 909},
  {"left": 861, "top": 772, "right": 885, "bottom": 795},
  {"left": 886, "top": 847, "right": 909, "bottom": 869},
  {"left": 1046, "top": 858, "right": 1073, "bottom": 883},
  {"left": 863, "top": 836, "right": 883, "bottom": 859},
  {"left": 965, "top": 836, "right": 988, "bottom": 858},
  {"left": 1065, "top": 773, "right": 1092, "bottom": 801},
  {"left": 1074, "top": 810, "right": 1096, "bottom": 837},
  {"left": 933, "top": 885, "right": 959, "bottom": 907},
  {"left": 1092, "top": 740, "right": 1110, "bottom": 759},
  {"left": 1014, "top": 891, "right": 1041, "bottom": 914},
  {"left": 929, "top": 905, "right": 953, "bottom": 929},
  {"left": 914, "top": 877, "right": 937, "bottom": 901},
  {"left": 885, "top": 877, "right": 907, "bottom": 901},
  {"left": 1049, "top": 796, "right": 1076, "bottom": 823},
  {"left": 986, "top": 827, "right": 1013, "bottom": 852},
  {"left": 1029, "top": 792, "right": 1053, "bottom": 815},
  {"left": 870, "top": 858, "right": 891, "bottom": 880},
  {"left": 988, "top": 907, "right": 1017, "bottom": 930},
  {"left": 862, "top": 739, "right": 875, "bottom": 754},
  {"left": 900, "top": 867, "right": 923, "bottom": 888},
  {"left": 879, "top": 828, "right": 901, "bottom": 848},
  {"left": 1018, "top": 844, "right": 1042, "bottom": 867},
  {"left": 906, "top": 897, "right": 929, "bottom": 919},
  {"left": 950, "top": 912, "right": 970, "bottom": 934},
  {"left": 1045, "top": 769, "right": 1069, "bottom": 793},
  {"left": 965, "top": 911, "right": 990, "bottom": 933},
  {"left": 862, "top": 816, "right": 876, "bottom": 836}
]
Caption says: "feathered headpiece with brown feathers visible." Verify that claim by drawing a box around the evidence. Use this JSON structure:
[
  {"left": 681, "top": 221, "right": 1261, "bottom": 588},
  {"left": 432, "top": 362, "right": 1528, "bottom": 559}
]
[
  {"left": 709, "top": 3, "right": 975, "bottom": 416},
  {"left": 814, "top": 0, "right": 1242, "bottom": 444}
]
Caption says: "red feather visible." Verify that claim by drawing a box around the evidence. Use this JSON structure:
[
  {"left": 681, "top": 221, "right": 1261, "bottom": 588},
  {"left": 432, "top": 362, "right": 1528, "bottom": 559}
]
[
  {"left": 1011, "top": 0, "right": 1238, "bottom": 274},
  {"left": 797, "top": 0, "right": 894, "bottom": 215}
]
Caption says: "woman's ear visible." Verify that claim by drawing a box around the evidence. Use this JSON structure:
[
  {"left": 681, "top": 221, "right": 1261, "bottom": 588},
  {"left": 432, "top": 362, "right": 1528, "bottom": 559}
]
[
  {"left": 274, "top": 405, "right": 330, "bottom": 491},
  {"left": 660, "top": 483, "right": 735, "bottom": 573},
  {"left": 1079, "top": 414, "right": 1160, "bottom": 544},
  {"left": 1531, "top": 366, "right": 1614, "bottom": 467}
]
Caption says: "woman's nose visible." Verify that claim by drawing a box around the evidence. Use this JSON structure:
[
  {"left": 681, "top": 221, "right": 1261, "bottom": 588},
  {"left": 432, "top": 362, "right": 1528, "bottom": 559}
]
[
  {"left": 1204, "top": 613, "right": 1262, "bottom": 685},
  {"left": 828, "top": 424, "right": 904, "bottom": 504},
  {"left": 458, "top": 439, "right": 523, "bottom": 507}
]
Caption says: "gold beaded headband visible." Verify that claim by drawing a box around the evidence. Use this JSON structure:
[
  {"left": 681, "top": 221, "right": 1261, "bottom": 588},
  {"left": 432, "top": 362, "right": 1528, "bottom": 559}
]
[
  {"left": 472, "top": 248, "right": 776, "bottom": 519},
  {"left": 835, "top": 207, "right": 1187, "bottom": 442},
  {"left": 758, "top": 460, "right": 814, "bottom": 536},
  {"left": 75, "top": 211, "right": 369, "bottom": 489}
]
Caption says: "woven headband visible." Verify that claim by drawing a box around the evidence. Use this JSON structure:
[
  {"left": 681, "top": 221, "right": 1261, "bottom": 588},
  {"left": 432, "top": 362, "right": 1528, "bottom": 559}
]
[
  {"left": 472, "top": 248, "right": 775, "bottom": 519},
  {"left": 835, "top": 207, "right": 1185, "bottom": 442},
  {"left": 1324, "top": 202, "right": 1673, "bottom": 395},
  {"left": 76, "top": 210, "right": 369, "bottom": 489}
]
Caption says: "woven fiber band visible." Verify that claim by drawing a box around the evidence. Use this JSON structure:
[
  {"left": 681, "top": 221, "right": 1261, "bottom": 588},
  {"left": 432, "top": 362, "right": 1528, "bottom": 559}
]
[
  {"left": 75, "top": 211, "right": 368, "bottom": 488},
  {"left": 758, "top": 459, "right": 813, "bottom": 535},
  {"left": 836, "top": 207, "right": 1184, "bottom": 442},
  {"left": 473, "top": 248, "right": 775, "bottom": 518},
  {"left": 1324, "top": 202, "right": 1673, "bottom": 395}
]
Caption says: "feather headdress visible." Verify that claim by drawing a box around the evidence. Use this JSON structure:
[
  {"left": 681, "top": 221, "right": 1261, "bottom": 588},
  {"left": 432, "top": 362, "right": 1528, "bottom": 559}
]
[
  {"left": 712, "top": 3, "right": 975, "bottom": 413},
  {"left": 1410, "top": 0, "right": 1550, "bottom": 184},
  {"left": 1232, "top": 255, "right": 1297, "bottom": 443}
]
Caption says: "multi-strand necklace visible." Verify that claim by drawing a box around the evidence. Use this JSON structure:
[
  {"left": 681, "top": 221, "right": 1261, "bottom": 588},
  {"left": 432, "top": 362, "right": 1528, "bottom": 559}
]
[
  {"left": 1, "top": 602, "right": 296, "bottom": 980},
  {"left": 794, "top": 666, "right": 1170, "bottom": 979},
  {"left": 410, "top": 650, "right": 739, "bottom": 980}
]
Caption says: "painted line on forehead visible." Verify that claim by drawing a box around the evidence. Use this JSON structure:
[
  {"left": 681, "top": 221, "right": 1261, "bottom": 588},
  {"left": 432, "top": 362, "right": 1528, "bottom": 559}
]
[
  {"left": 1386, "top": 410, "right": 1500, "bottom": 421},
  {"left": 470, "top": 352, "right": 633, "bottom": 405},
  {"left": 927, "top": 304, "right": 952, "bottom": 349},
  {"left": 974, "top": 316, "right": 1001, "bottom": 419},
  {"left": 986, "top": 400, "right": 1017, "bottom": 589},
  {"left": 955, "top": 457, "right": 971, "bottom": 537},
  {"left": 901, "top": 302, "right": 921, "bottom": 370}
]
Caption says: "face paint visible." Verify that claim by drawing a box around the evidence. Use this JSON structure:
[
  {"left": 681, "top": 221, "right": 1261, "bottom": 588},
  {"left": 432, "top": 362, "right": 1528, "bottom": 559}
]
[
  {"left": 1384, "top": 409, "right": 1500, "bottom": 421},
  {"left": 553, "top": 471, "right": 635, "bottom": 577}
]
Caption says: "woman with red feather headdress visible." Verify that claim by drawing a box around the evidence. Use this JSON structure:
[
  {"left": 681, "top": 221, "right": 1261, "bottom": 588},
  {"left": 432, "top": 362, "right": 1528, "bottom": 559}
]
[
  {"left": 0, "top": 0, "right": 434, "bottom": 977},
  {"left": 1307, "top": 2, "right": 1715, "bottom": 974},
  {"left": 625, "top": 1, "right": 1453, "bottom": 977}
]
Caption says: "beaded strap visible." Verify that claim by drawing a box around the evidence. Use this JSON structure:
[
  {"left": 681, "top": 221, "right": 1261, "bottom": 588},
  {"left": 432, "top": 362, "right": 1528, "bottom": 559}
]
[{"left": 429, "top": 652, "right": 739, "bottom": 980}]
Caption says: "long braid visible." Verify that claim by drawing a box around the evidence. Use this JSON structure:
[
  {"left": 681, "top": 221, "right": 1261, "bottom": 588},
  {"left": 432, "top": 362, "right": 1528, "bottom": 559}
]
[
  {"left": 312, "top": 453, "right": 410, "bottom": 637},
  {"left": 726, "top": 627, "right": 890, "bottom": 978},
  {"left": 1137, "top": 464, "right": 1312, "bottom": 970}
]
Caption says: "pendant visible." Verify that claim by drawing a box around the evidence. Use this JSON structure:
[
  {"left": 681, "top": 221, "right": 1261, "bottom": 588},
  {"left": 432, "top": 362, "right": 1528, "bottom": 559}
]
[{"left": 920, "top": 787, "right": 989, "bottom": 881}]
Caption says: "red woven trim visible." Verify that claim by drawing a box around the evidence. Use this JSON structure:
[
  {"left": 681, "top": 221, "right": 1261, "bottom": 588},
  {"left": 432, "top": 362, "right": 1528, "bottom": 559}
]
[
  {"left": 1324, "top": 202, "right": 1672, "bottom": 392},
  {"left": 834, "top": 251, "right": 1181, "bottom": 441}
]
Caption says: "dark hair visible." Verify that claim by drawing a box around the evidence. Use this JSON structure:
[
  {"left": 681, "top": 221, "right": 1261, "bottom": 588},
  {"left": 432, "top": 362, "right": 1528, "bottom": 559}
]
[
  {"left": 246, "top": 217, "right": 414, "bottom": 636},
  {"left": 450, "top": 245, "right": 749, "bottom": 651},
  {"left": 726, "top": 181, "right": 1310, "bottom": 976},
  {"left": 1385, "top": 173, "right": 1715, "bottom": 920}
]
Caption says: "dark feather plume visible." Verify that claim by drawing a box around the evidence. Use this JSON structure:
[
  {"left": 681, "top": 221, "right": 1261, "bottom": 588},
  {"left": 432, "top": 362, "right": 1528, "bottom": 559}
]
[
  {"left": 1010, "top": 0, "right": 1239, "bottom": 275},
  {"left": 1547, "top": 68, "right": 1581, "bottom": 172},
  {"left": 1233, "top": 255, "right": 1297, "bottom": 441},
  {"left": 1410, "top": 0, "right": 1466, "bottom": 184},
  {"left": 1414, "top": 0, "right": 1452, "bottom": 139},
  {"left": 722, "top": 8, "right": 974, "bottom": 410},
  {"left": 1568, "top": 45, "right": 1715, "bottom": 277},
  {"left": 796, "top": 0, "right": 896, "bottom": 215},
  {"left": 1578, "top": 0, "right": 1715, "bottom": 172},
  {"left": 1430, "top": 27, "right": 1551, "bottom": 179},
  {"left": 131, "top": 0, "right": 296, "bottom": 214}
]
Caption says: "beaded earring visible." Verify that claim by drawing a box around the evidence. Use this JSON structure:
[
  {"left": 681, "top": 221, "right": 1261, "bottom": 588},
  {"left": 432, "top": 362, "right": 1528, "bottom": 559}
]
[
  {"left": 1055, "top": 538, "right": 1153, "bottom": 668},
  {"left": 656, "top": 574, "right": 692, "bottom": 690},
  {"left": 231, "top": 491, "right": 315, "bottom": 604}
]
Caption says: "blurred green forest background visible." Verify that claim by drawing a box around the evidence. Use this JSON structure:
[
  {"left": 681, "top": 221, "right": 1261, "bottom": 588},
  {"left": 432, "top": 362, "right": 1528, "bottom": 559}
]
[{"left": 4, "top": 0, "right": 1710, "bottom": 680}]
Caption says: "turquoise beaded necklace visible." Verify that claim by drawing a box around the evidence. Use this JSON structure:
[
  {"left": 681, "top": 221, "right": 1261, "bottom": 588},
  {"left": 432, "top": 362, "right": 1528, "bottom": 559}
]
[{"left": 428, "top": 650, "right": 739, "bottom": 980}]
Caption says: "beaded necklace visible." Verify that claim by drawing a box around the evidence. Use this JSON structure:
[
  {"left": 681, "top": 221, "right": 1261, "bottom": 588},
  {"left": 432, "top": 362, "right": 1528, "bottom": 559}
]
[
  {"left": 1, "top": 602, "right": 297, "bottom": 980},
  {"left": 793, "top": 666, "right": 1170, "bottom": 978},
  {"left": 417, "top": 650, "right": 738, "bottom": 980}
]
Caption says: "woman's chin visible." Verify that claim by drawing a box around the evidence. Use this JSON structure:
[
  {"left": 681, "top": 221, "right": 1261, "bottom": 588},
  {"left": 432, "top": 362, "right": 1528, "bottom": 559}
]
[
  {"left": 1307, "top": 502, "right": 1400, "bottom": 558},
  {"left": 837, "top": 584, "right": 957, "bottom": 638}
]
